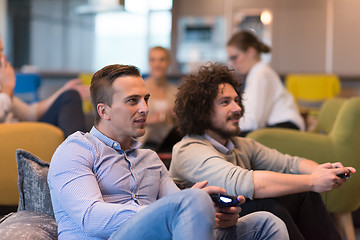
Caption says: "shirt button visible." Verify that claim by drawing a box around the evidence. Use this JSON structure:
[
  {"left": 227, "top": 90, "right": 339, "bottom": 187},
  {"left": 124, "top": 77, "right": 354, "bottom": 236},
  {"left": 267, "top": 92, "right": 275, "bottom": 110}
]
[
  {"left": 132, "top": 193, "right": 136, "bottom": 198},
  {"left": 113, "top": 143, "right": 118, "bottom": 147}
]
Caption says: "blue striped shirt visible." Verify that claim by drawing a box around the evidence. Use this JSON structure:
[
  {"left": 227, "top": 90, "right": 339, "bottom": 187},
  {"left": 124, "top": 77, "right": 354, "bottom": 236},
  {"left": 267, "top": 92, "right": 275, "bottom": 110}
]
[{"left": 48, "top": 126, "right": 179, "bottom": 239}]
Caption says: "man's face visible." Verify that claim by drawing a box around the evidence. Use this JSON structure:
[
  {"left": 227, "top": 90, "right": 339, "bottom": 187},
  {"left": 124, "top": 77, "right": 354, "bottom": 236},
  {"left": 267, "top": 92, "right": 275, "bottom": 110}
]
[
  {"left": 209, "top": 83, "right": 242, "bottom": 138},
  {"left": 148, "top": 49, "right": 170, "bottom": 79},
  {"left": 105, "top": 75, "right": 150, "bottom": 139}
]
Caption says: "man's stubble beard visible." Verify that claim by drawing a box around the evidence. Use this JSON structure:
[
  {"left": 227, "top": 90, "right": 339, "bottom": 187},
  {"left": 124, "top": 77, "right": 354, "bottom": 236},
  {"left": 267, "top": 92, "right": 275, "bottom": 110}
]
[{"left": 210, "top": 123, "right": 241, "bottom": 140}]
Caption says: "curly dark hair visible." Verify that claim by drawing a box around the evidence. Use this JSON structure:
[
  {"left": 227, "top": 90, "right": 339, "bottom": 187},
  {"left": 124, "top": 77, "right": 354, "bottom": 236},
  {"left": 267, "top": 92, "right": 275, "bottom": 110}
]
[{"left": 175, "top": 62, "right": 244, "bottom": 136}]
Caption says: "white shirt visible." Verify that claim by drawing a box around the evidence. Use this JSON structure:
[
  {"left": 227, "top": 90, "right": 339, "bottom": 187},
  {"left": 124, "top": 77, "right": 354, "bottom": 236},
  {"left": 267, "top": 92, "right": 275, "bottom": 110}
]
[{"left": 239, "top": 61, "right": 305, "bottom": 131}]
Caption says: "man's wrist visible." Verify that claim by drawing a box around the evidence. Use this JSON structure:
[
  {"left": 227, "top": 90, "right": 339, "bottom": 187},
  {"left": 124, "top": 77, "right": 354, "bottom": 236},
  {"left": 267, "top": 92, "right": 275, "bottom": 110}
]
[{"left": 307, "top": 174, "right": 315, "bottom": 192}]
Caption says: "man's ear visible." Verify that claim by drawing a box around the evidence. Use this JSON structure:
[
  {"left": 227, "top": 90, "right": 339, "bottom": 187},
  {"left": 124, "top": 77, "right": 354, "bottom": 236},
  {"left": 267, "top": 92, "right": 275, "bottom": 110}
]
[{"left": 97, "top": 103, "right": 111, "bottom": 120}]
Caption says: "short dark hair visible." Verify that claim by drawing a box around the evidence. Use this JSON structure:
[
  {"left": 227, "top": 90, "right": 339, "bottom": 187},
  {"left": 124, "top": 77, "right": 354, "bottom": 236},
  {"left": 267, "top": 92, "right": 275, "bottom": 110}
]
[
  {"left": 175, "top": 62, "right": 244, "bottom": 136},
  {"left": 90, "top": 64, "right": 141, "bottom": 125}
]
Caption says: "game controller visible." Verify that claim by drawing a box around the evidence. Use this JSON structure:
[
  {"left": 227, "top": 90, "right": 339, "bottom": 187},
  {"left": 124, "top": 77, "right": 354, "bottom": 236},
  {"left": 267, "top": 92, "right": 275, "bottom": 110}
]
[
  {"left": 210, "top": 193, "right": 240, "bottom": 208},
  {"left": 337, "top": 171, "right": 351, "bottom": 179}
]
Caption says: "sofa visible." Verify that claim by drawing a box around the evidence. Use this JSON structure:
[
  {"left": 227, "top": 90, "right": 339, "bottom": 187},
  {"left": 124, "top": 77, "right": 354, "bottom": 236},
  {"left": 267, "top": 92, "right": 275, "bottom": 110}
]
[
  {"left": 0, "top": 122, "right": 64, "bottom": 239},
  {"left": 0, "top": 149, "right": 58, "bottom": 239}
]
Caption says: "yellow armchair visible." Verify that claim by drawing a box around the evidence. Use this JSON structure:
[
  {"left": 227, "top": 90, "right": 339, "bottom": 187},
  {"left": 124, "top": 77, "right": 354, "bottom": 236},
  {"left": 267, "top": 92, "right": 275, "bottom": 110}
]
[
  {"left": 285, "top": 73, "right": 341, "bottom": 117},
  {"left": 78, "top": 72, "right": 94, "bottom": 114},
  {"left": 0, "top": 122, "right": 64, "bottom": 207}
]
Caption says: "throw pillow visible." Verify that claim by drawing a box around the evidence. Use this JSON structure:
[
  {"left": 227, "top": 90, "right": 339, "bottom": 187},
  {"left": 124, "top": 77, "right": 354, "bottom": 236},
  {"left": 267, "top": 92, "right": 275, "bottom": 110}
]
[{"left": 16, "top": 149, "right": 54, "bottom": 218}]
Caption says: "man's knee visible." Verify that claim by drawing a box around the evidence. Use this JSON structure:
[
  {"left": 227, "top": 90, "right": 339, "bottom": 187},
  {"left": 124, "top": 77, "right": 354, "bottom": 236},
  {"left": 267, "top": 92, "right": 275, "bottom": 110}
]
[
  {"left": 258, "top": 211, "right": 286, "bottom": 226},
  {"left": 252, "top": 211, "right": 289, "bottom": 238},
  {"left": 256, "top": 211, "right": 287, "bottom": 235},
  {"left": 178, "top": 189, "right": 215, "bottom": 218},
  {"left": 60, "top": 89, "right": 82, "bottom": 104},
  {"left": 180, "top": 188, "right": 212, "bottom": 206}
]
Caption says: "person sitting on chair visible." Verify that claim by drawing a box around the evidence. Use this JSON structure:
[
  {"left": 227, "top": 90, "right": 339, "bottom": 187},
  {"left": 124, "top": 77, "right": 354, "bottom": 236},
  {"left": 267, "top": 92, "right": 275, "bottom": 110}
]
[
  {"left": 0, "top": 37, "right": 88, "bottom": 137},
  {"left": 227, "top": 31, "right": 305, "bottom": 136}
]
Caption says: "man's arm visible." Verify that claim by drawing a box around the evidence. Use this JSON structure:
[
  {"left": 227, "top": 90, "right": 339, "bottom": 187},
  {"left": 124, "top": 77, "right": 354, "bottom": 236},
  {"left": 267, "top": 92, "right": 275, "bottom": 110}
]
[
  {"left": 48, "top": 137, "right": 147, "bottom": 239},
  {"left": 297, "top": 159, "right": 319, "bottom": 174},
  {"left": 252, "top": 163, "right": 355, "bottom": 199},
  {"left": 157, "top": 159, "right": 181, "bottom": 198}
]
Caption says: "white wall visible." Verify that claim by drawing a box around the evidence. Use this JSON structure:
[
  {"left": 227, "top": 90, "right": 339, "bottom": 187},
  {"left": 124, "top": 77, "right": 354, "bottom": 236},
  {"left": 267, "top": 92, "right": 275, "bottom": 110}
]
[
  {"left": 173, "top": 0, "right": 360, "bottom": 76},
  {"left": 332, "top": 0, "right": 360, "bottom": 76}
]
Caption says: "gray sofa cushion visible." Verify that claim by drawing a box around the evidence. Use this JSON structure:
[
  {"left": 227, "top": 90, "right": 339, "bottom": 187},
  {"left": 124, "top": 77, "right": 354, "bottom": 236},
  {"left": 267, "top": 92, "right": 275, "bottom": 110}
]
[
  {"left": 0, "top": 211, "right": 57, "bottom": 240},
  {"left": 16, "top": 149, "right": 54, "bottom": 218}
]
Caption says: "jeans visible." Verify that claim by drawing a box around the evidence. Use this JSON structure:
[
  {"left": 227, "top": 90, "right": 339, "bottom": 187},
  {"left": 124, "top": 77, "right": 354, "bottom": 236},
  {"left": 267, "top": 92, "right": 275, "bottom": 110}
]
[
  {"left": 39, "top": 90, "right": 86, "bottom": 137},
  {"left": 109, "top": 189, "right": 215, "bottom": 240},
  {"left": 240, "top": 192, "right": 341, "bottom": 240},
  {"left": 216, "top": 211, "right": 289, "bottom": 240},
  {"left": 109, "top": 189, "right": 289, "bottom": 240}
]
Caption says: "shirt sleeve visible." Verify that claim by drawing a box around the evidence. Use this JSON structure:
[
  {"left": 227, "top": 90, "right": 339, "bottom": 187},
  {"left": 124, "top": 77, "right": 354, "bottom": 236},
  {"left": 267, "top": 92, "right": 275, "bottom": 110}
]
[
  {"left": 244, "top": 138, "right": 303, "bottom": 174},
  {"left": 48, "top": 137, "right": 147, "bottom": 239},
  {"left": 158, "top": 164, "right": 180, "bottom": 198},
  {"left": 170, "top": 139, "right": 255, "bottom": 199}
]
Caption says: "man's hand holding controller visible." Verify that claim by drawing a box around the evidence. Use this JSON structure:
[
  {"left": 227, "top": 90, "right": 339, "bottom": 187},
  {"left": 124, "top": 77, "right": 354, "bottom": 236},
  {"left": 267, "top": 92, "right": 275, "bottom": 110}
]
[
  {"left": 331, "top": 162, "right": 355, "bottom": 179},
  {"left": 210, "top": 193, "right": 241, "bottom": 208},
  {"left": 311, "top": 162, "right": 355, "bottom": 192},
  {"left": 192, "top": 181, "right": 245, "bottom": 229},
  {"left": 337, "top": 171, "right": 351, "bottom": 179},
  {"left": 210, "top": 193, "right": 245, "bottom": 229}
]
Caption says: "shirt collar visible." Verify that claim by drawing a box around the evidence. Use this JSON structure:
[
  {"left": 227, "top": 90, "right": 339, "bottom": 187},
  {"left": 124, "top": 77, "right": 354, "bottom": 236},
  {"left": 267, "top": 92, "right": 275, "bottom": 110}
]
[
  {"left": 90, "top": 126, "right": 141, "bottom": 152},
  {"left": 203, "top": 133, "right": 234, "bottom": 155}
]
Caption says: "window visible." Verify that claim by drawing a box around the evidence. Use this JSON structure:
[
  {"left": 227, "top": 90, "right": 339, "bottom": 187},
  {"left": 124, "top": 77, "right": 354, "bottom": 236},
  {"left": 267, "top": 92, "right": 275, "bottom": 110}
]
[{"left": 94, "top": 0, "right": 172, "bottom": 74}]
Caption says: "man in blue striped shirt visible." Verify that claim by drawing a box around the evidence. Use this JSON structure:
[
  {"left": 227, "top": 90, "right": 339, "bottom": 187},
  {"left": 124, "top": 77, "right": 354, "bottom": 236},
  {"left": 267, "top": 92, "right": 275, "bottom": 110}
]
[{"left": 48, "top": 64, "right": 288, "bottom": 240}]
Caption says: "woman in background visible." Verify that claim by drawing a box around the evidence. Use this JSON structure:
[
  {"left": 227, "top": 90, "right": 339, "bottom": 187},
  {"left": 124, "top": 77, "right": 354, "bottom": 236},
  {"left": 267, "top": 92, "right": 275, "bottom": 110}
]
[
  {"left": 139, "top": 46, "right": 180, "bottom": 151},
  {"left": 227, "top": 31, "right": 305, "bottom": 136}
]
